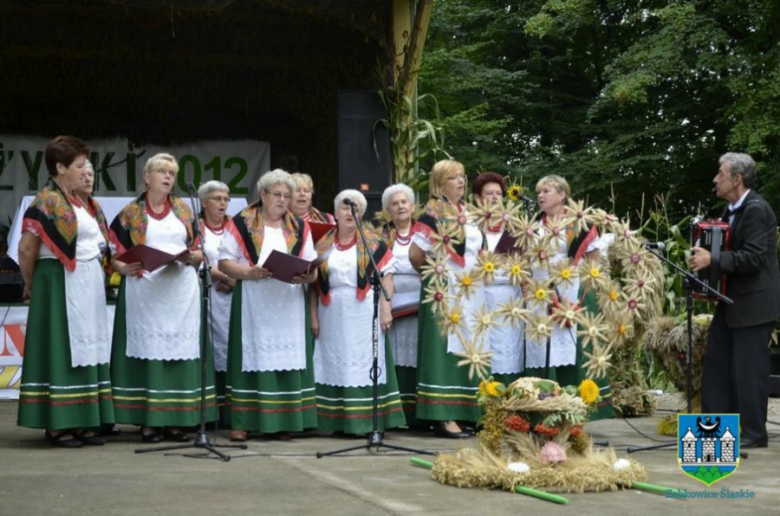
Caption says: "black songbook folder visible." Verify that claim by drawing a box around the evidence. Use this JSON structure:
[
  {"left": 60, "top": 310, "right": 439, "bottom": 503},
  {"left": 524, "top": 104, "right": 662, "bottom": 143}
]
[
  {"left": 261, "top": 250, "right": 324, "bottom": 284},
  {"left": 114, "top": 244, "right": 189, "bottom": 272}
]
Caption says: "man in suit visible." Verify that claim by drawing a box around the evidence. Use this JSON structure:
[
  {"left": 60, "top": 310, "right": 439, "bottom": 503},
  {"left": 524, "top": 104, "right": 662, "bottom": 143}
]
[{"left": 689, "top": 152, "right": 780, "bottom": 449}]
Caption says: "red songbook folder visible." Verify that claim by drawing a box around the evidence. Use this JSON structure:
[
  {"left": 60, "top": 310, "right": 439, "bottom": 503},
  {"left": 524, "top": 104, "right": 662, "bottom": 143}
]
[
  {"left": 114, "top": 244, "right": 189, "bottom": 272},
  {"left": 308, "top": 221, "right": 335, "bottom": 243},
  {"left": 261, "top": 250, "right": 324, "bottom": 284}
]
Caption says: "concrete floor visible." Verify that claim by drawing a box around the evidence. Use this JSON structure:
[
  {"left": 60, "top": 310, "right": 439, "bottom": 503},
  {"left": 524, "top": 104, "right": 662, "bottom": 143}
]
[{"left": 1, "top": 400, "right": 777, "bottom": 516}]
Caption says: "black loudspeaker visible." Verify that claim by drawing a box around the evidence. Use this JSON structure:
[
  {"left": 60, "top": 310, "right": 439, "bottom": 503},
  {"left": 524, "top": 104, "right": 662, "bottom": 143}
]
[
  {"left": 337, "top": 90, "right": 392, "bottom": 219},
  {"left": 0, "top": 256, "right": 23, "bottom": 303}
]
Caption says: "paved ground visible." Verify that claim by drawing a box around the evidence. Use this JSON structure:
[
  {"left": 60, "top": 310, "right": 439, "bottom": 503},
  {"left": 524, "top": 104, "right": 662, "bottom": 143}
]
[{"left": 2, "top": 400, "right": 777, "bottom": 516}]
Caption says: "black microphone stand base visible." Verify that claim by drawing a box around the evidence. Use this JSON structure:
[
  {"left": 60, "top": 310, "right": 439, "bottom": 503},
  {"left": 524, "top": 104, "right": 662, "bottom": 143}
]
[
  {"left": 135, "top": 431, "right": 248, "bottom": 461},
  {"left": 316, "top": 430, "right": 435, "bottom": 458}
]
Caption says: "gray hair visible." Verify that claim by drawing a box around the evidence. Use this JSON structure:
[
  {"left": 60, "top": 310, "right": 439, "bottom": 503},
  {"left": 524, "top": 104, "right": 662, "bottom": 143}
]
[
  {"left": 720, "top": 152, "right": 757, "bottom": 188},
  {"left": 334, "top": 189, "right": 367, "bottom": 217},
  {"left": 381, "top": 183, "right": 415, "bottom": 211},
  {"left": 84, "top": 159, "right": 95, "bottom": 173},
  {"left": 198, "top": 180, "right": 229, "bottom": 204},
  {"left": 256, "top": 168, "right": 296, "bottom": 197}
]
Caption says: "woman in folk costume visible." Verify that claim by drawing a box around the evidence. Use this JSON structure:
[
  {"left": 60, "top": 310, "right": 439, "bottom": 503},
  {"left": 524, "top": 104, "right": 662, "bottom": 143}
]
[
  {"left": 381, "top": 183, "right": 422, "bottom": 427},
  {"left": 473, "top": 172, "right": 524, "bottom": 385},
  {"left": 219, "top": 170, "right": 319, "bottom": 442},
  {"left": 197, "top": 180, "right": 235, "bottom": 420},
  {"left": 409, "top": 159, "right": 485, "bottom": 439},
  {"left": 309, "top": 189, "right": 406, "bottom": 435},
  {"left": 109, "top": 153, "right": 212, "bottom": 443},
  {"left": 290, "top": 172, "right": 336, "bottom": 223},
  {"left": 17, "top": 136, "right": 114, "bottom": 447}
]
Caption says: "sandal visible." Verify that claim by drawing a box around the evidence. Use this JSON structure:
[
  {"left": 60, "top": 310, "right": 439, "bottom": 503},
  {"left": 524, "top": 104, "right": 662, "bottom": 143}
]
[
  {"left": 75, "top": 429, "right": 106, "bottom": 446},
  {"left": 229, "top": 430, "right": 247, "bottom": 442},
  {"left": 45, "top": 430, "right": 83, "bottom": 448}
]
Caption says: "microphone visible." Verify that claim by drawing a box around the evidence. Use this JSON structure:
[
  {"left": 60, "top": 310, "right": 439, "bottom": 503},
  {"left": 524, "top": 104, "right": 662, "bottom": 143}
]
[
  {"left": 643, "top": 241, "right": 666, "bottom": 250},
  {"left": 519, "top": 194, "right": 536, "bottom": 204},
  {"left": 343, "top": 198, "right": 358, "bottom": 207},
  {"left": 185, "top": 181, "right": 197, "bottom": 195}
]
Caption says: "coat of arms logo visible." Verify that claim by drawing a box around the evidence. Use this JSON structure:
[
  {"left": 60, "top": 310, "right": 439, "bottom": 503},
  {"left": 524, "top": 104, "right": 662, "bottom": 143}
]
[{"left": 678, "top": 413, "right": 740, "bottom": 486}]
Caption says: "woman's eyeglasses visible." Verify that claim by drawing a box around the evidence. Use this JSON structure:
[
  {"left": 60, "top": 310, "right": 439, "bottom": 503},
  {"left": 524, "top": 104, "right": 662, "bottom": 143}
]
[{"left": 208, "top": 196, "right": 230, "bottom": 203}]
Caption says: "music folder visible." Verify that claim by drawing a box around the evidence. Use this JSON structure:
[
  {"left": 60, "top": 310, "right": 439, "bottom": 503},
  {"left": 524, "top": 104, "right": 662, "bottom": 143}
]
[
  {"left": 114, "top": 244, "right": 189, "bottom": 272},
  {"left": 261, "top": 250, "right": 324, "bottom": 284},
  {"left": 308, "top": 221, "right": 336, "bottom": 243}
]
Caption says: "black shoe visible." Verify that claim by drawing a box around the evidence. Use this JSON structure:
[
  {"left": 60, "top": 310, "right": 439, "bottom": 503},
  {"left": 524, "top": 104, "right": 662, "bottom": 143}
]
[
  {"left": 75, "top": 430, "right": 106, "bottom": 446},
  {"left": 433, "top": 421, "right": 470, "bottom": 439},
  {"left": 100, "top": 425, "right": 122, "bottom": 437},
  {"left": 740, "top": 438, "right": 768, "bottom": 449},
  {"left": 45, "top": 430, "right": 83, "bottom": 448},
  {"left": 163, "top": 429, "right": 191, "bottom": 442},
  {"left": 141, "top": 427, "right": 162, "bottom": 443}
]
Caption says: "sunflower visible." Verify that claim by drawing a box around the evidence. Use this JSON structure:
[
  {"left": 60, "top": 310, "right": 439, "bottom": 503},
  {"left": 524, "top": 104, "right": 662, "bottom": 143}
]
[
  {"left": 507, "top": 184, "right": 523, "bottom": 202},
  {"left": 476, "top": 250, "right": 503, "bottom": 284},
  {"left": 502, "top": 253, "right": 532, "bottom": 287},
  {"left": 485, "top": 381, "right": 503, "bottom": 397},
  {"left": 579, "top": 378, "right": 600, "bottom": 404},
  {"left": 496, "top": 297, "right": 530, "bottom": 329},
  {"left": 550, "top": 257, "right": 579, "bottom": 288},
  {"left": 524, "top": 277, "right": 553, "bottom": 310}
]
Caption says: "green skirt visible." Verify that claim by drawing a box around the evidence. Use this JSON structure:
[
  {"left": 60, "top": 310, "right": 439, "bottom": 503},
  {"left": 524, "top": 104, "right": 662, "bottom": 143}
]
[
  {"left": 414, "top": 279, "right": 481, "bottom": 423},
  {"left": 315, "top": 334, "right": 406, "bottom": 434},
  {"left": 226, "top": 282, "right": 317, "bottom": 433},
  {"left": 110, "top": 279, "right": 217, "bottom": 427},
  {"left": 17, "top": 259, "right": 115, "bottom": 430},
  {"left": 395, "top": 365, "right": 419, "bottom": 427}
]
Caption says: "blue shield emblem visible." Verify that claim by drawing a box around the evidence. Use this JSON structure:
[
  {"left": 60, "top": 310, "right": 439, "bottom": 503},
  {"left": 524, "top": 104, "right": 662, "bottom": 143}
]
[{"left": 678, "top": 413, "right": 740, "bottom": 486}]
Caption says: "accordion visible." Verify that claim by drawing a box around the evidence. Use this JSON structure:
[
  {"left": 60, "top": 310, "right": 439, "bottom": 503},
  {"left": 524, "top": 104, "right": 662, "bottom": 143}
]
[{"left": 691, "top": 220, "right": 730, "bottom": 300}]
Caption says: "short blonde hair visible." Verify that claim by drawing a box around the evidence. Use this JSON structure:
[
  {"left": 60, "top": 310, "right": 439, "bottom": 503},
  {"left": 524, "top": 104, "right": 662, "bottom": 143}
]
[
  {"left": 334, "top": 189, "right": 367, "bottom": 217},
  {"left": 535, "top": 174, "right": 570, "bottom": 199},
  {"left": 143, "top": 153, "right": 179, "bottom": 176},
  {"left": 291, "top": 172, "right": 314, "bottom": 192},
  {"left": 428, "top": 159, "right": 466, "bottom": 200}
]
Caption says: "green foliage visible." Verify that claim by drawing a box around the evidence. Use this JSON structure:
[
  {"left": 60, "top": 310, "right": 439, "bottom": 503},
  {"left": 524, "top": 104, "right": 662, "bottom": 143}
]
[{"left": 420, "top": 0, "right": 780, "bottom": 219}]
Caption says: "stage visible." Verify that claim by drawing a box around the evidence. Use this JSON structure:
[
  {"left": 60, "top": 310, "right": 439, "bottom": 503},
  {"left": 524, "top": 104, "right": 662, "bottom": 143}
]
[{"left": 1, "top": 397, "right": 776, "bottom": 515}]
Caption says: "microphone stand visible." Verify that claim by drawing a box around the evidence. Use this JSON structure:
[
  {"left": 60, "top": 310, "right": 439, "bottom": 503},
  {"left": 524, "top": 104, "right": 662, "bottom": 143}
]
[
  {"left": 136, "top": 183, "right": 247, "bottom": 461},
  {"left": 627, "top": 245, "right": 733, "bottom": 454},
  {"left": 317, "top": 202, "right": 432, "bottom": 458}
]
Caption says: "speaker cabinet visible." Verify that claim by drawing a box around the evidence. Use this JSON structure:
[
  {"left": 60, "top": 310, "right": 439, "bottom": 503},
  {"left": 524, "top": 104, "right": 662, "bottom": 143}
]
[{"left": 337, "top": 90, "right": 392, "bottom": 218}]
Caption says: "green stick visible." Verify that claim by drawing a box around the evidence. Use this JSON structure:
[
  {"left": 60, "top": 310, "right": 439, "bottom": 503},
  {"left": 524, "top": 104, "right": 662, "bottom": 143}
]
[
  {"left": 631, "top": 481, "right": 682, "bottom": 497},
  {"left": 410, "top": 457, "right": 570, "bottom": 505}
]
